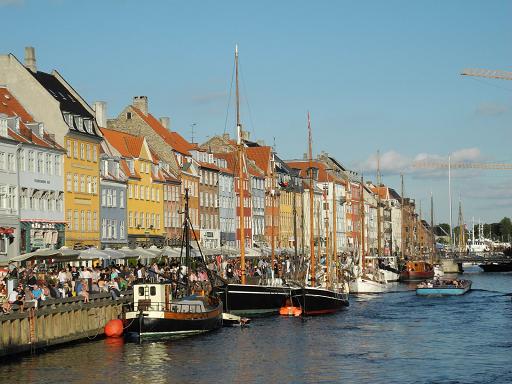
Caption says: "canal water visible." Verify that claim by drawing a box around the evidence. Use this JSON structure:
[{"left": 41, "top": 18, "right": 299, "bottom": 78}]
[{"left": 1, "top": 267, "right": 511, "bottom": 384}]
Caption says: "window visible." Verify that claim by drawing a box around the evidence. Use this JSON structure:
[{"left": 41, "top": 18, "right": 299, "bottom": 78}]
[
  {"left": 74, "top": 210, "right": 79, "bottom": 230},
  {"left": 102, "top": 189, "right": 106, "bottom": 206},
  {"left": 80, "top": 143, "right": 85, "bottom": 160},
  {"left": 67, "top": 209, "right": 72, "bottom": 227},
  {"left": 37, "top": 152, "right": 44, "bottom": 173},
  {"left": 19, "top": 149, "right": 25, "bottom": 171},
  {"left": 151, "top": 188, "right": 155, "bottom": 201},
  {"left": 129, "top": 211, "right": 133, "bottom": 227},
  {"left": 92, "top": 146, "right": 97, "bottom": 162},
  {"left": 127, "top": 112, "right": 132, "bottom": 119},
  {"left": 8, "top": 154, "right": 15, "bottom": 172},
  {"left": 73, "top": 141, "right": 78, "bottom": 158},
  {"left": 92, "top": 177, "right": 98, "bottom": 194},
  {"left": 54, "top": 155, "right": 61, "bottom": 176},
  {"left": 147, "top": 214, "right": 151, "bottom": 229},
  {"left": 107, "top": 189, "right": 112, "bottom": 206},
  {"left": 45, "top": 154, "right": 52, "bottom": 174},
  {"left": 120, "top": 190, "right": 124, "bottom": 208},
  {"left": 73, "top": 174, "right": 78, "bottom": 192},
  {"left": 86, "top": 144, "right": 91, "bottom": 161},
  {"left": 156, "top": 214, "right": 160, "bottom": 229},
  {"left": 134, "top": 185, "right": 139, "bottom": 199},
  {"left": 120, "top": 221, "right": 125, "bottom": 239},
  {"left": 145, "top": 186, "right": 150, "bottom": 200},
  {"left": 113, "top": 190, "right": 117, "bottom": 207},
  {"left": 27, "top": 151, "right": 34, "bottom": 172},
  {"left": 102, "top": 218, "right": 107, "bottom": 238},
  {"left": 93, "top": 211, "right": 97, "bottom": 231},
  {"left": 80, "top": 175, "right": 85, "bottom": 193},
  {"left": 156, "top": 189, "right": 159, "bottom": 202},
  {"left": 87, "top": 211, "right": 91, "bottom": 231},
  {"left": 66, "top": 140, "right": 71, "bottom": 157},
  {"left": 81, "top": 210, "right": 85, "bottom": 230},
  {"left": 140, "top": 212, "right": 144, "bottom": 228},
  {"left": 128, "top": 184, "right": 133, "bottom": 199},
  {"left": 87, "top": 176, "right": 92, "bottom": 194},
  {"left": 67, "top": 173, "right": 72, "bottom": 192}
]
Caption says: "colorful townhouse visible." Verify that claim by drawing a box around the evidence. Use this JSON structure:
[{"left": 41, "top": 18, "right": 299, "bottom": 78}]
[
  {"left": 0, "top": 87, "right": 66, "bottom": 255},
  {"left": 0, "top": 47, "right": 102, "bottom": 249},
  {"left": 100, "top": 128, "right": 165, "bottom": 248}
]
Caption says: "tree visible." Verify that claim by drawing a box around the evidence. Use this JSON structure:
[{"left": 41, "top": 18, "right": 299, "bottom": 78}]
[
  {"left": 438, "top": 223, "right": 451, "bottom": 237},
  {"left": 499, "top": 217, "right": 512, "bottom": 240}
]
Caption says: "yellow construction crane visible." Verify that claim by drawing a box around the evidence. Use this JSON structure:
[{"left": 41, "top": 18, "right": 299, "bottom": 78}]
[{"left": 461, "top": 68, "right": 512, "bottom": 81}]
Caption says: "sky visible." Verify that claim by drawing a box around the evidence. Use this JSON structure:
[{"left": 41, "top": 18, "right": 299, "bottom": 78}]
[{"left": 1, "top": 0, "right": 512, "bottom": 224}]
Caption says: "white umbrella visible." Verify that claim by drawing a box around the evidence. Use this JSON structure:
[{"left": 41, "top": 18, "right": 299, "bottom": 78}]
[
  {"left": 79, "top": 248, "right": 109, "bottom": 260},
  {"left": 9, "top": 248, "right": 60, "bottom": 262},
  {"left": 102, "top": 248, "right": 127, "bottom": 260},
  {"left": 118, "top": 247, "right": 140, "bottom": 258}
]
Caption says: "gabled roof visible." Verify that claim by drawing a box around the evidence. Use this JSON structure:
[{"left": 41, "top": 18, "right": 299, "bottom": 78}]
[
  {"left": 246, "top": 146, "right": 272, "bottom": 175},
  {"left": 131, "top": 107, "right": 194, "bottom": 156},
  {"left": 0, "top": 87, "right": 64, "bottom": 151},
  {"left": 100, "top": 127, "right": 145, "bottom": 159},
  {"left": 32, "top": 71, "right": 94, "bottom": 119},
  {"left": 286, "top": 160, "right": 345, "bottom": 184}
]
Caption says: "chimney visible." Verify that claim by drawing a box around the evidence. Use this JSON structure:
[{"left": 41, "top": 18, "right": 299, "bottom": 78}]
[
  {"left": 159, "top": 117, "right": 170, "bottom": 130},
  {"left": 94, "top": 101, "right": 107, "bottom": 128},
  {"left": 24, "top": 46, "right": 37, "bottom": 72},
  {"left": 133, "top": 96, "right": 148, "bottom": 115}
]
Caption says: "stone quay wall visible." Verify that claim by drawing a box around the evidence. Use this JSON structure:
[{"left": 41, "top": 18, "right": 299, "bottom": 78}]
[{"left": 0, "top": 292, "right": 131, "bottom": 357}]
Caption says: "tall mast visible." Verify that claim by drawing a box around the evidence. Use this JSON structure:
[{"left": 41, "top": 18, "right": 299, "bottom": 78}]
[
  {"left": 401, "top": 173, "right": 404, "bottom": 260},
  {"left": 360, "top": 175, "right": 365, "bottom": 271},
  {"left": 430, "top": 191, "right": 435, "bottom": 264},
  {"left": 235, "top": 44, "right": 246, "bottom": 285},
  {"left": 270, "top": 152, "right": 276, "bottom": 278},
  {"left": 324, "top": 180, "right": 330, "bottom": 286},
  {"left": 184, "top": 188, "right": 191, "bottom": 296},
  {"left": 332, "top": 174, "right": 338, "bottom": 283},
  {"left": 448, "top": 155, "right": 453, "bottom": 250},
  {"left": 307, "top": 112, "right": 315, "bottom": 285},
  {"left": 376, "top": 150, "right": 382, "bottom": 256}
]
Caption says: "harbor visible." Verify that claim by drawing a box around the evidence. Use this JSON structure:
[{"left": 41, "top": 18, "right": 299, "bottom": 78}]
[
  {"left": 1, "top": 267, "right": 510, "bottom": 384},
  {"left": 1, "top": 1, "right": 512, "bottom": 382}
]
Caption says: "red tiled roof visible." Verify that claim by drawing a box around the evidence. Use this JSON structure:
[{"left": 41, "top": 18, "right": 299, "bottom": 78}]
[
  {"left": 246, "top": 146, "right": 272, "bottom": 175},
  {"left": 131, "top": 107, "right": 194, "bottom": 156},
  {"left": 198, "top": 161, "right": 220, "bottom": 171},
  {"left": 0, "top": 87, "right": 63, "bottom": 150},
  {"left": 100, "top": 127, "right": 144, "bottom": 158},
  {"left": 286, "top": 160, "right": 345, "bottom": 184}
]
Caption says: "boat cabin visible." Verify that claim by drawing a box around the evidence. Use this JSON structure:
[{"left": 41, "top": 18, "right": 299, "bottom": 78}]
[
  {"left": 134, "top": 283, "right": 173, "bottom": 312},
  {"left": 404, "top": 261, "right": 432, "bottom": 273}
]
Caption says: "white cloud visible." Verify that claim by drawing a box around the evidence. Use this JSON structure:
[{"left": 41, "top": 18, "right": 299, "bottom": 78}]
[{"left": 356, "top": 147, "right": 484, "bottom": 177}]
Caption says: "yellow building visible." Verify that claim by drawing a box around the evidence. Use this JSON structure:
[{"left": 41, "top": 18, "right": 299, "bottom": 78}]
[
  {"left": 100, "top": 128, "right": 165, "bottom": 247},
  {"left": 64, "top": 134, "right": 101, "bottom": 248}
]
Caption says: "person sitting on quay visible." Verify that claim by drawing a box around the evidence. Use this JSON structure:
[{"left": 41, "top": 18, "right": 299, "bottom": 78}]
[
  {"left": 79, "top": 279, "right": 90, "bottom": 303},
  {"left": 7, "top": 287, "right": 24, "bottom": 312}
]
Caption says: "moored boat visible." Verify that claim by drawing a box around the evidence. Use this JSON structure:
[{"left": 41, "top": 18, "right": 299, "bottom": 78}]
[
  {"left": 291, "top": 285, "right": 349, "bottom": 315},
  {"left": 416, "top": 278, "right": 472, "bottom": 296},
  {"left": 400, "top": 260, "right": 435, "bottom": 281},
  {"left": 479, "top": 261, "right": 512, "bottom": 272},
  {"left": 124, "top": 283, "right": 223, "bottom": 337}
]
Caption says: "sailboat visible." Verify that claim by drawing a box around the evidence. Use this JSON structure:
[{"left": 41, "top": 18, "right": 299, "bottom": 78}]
[
  {"left": 348, "top": 175, "right": 390, "bottom": 293},
  {"left": 289, "top": 112, "right": 349, "bottom": 314},
  {"left": 124, "top": 188, "right": 223, "bottom": 337},
  {"left": 215, "top": 45, "right": 293, "bottom": 316}
]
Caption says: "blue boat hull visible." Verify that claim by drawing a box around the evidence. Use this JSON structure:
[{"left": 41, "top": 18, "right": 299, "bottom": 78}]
[{"left": 416, "top": 283, "right": 471, "bottom": 296}]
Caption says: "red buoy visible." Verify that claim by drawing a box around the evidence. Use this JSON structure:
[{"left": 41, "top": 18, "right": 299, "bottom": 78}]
[{"left": 105, "top": 319, "right": 123, "bottom": 337}]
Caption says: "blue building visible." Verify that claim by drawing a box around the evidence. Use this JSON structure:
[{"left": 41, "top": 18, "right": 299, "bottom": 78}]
[{"left": 99, "top": 141, "right": 128, "bottom": 249}]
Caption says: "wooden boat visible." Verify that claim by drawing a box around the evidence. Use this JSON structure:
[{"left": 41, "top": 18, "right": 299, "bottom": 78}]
[
  {"left": 416, "top": 278, "right": 472, "bottom": 296},
  {"left": 291, "top": 286, "right": 348, "bottom": 315},
  {"left": 479, "top": 261, "right": 512, "bottom": 272},
  {"left": 400, "top": 260, "right": 435, "bottom": 281},
  {"left": 124, "top": 283, "right": 223, "bottom": 337},
  {"left": 124, "top": 188, "right": 223, "bottom": 338}
]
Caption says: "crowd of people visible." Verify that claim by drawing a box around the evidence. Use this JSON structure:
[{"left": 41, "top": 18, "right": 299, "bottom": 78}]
[{"left": 0, "top": 254, "right": 304, "bottom": 315}]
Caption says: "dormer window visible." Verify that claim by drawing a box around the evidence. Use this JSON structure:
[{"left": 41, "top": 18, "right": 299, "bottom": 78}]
[
  {"left": 84, "top": 119, "right": 93, "bottom": 134},
  {"left": 77, "top": 117, "right": 83, "bottom": 131},
  {"left": 65, "top": 113, "right": 74, "bottom": 128},
  {"left": 126, "top": 112, "right": 132, "bottom": 120},
  {"left": 38, "top": 123, "right": 44, "bottom": 137},
  {"left": 127, "top": 159, "right": 134, "bottom": 174}
]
